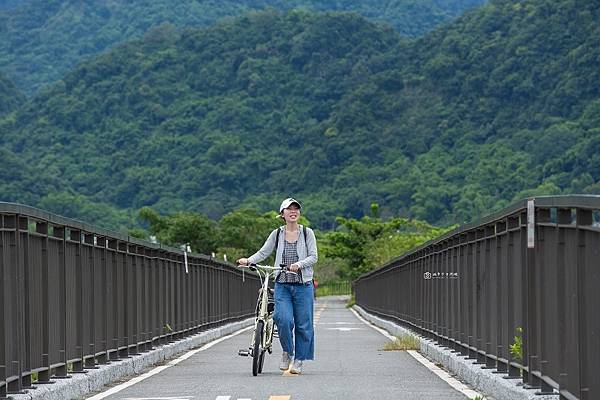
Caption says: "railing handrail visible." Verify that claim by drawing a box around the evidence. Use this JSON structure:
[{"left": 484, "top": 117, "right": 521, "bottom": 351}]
[
  {"left": 354, "top": 195, "right": 600, "bottom": 282},
  {"left": 0, "top": 201, "right": 218, "bottom": 262}
]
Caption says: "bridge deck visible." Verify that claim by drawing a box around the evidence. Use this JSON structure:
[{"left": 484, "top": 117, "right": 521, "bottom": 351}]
[{"left": 87, "top": 297, "right": 473, "bottom": 400}]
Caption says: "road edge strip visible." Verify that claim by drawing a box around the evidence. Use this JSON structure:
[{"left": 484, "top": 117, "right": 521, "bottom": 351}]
[
  {"left": 351, "top": 305, "right": 559, "bottom": 400},
  {"left": 10, "top": 319, "right": 254, "bottom": 400}
]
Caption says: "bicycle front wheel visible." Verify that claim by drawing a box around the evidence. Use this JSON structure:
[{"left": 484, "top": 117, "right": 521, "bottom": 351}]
[{"left": 252, "top": 320, "right": 264, "bottom": 376}]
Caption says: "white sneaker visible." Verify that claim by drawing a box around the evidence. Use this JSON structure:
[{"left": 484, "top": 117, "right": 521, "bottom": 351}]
[
  {"left": 289, "top": 359, "right": 303, "bottom": 374},
  {"left": 279, "top": 352, "right": 291, "bottom": 371}
]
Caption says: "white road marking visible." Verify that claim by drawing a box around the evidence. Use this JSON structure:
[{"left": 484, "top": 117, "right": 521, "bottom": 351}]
[
  {"left": 215, "top": 397, "right": 231, "bottom": 400},
  {"left": 349, "top": 307, "right": 483, "bottom": 399},
  {"left": 86, "top": 326, "right": 253, "bottom": 400},
  {"left": 123, "top": 398, "right": 191, "bottom": 400},
  {"left": 349, "top": 308, "right": 395, "bottom": 341},
  {"left": 325, "top": 327, "right": 364, "bottom": 331},
  {"left": 408, "top": 351, "right": 481, "bottom": 398}
]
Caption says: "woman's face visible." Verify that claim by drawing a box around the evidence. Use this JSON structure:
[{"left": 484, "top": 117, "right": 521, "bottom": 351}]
[{"left": 282, "top": 204, "right": 300, "bottom": 223}]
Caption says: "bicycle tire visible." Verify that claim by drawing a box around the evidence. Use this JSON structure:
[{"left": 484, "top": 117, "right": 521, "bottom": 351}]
[
  {"left": 252, "top": 320, "right": 264, "bottom": 376},
  {"left": 258, "top": 349, "right": 265, "bottom": 373}
]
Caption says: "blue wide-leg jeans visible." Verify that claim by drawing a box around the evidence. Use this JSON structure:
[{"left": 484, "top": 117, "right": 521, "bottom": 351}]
[{"left": 273, "top": 282, "right": 314, "bottom": 360}]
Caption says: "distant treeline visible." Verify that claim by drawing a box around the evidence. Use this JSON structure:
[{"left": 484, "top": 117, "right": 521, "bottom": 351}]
[{"left": 131, "top": 204, "right": 452, "bottom": 282}]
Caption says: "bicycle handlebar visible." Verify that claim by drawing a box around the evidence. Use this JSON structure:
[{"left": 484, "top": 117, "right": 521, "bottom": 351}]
[
  {"left": 236, "top": 263, "right": 300, "bottom": 276},
  {"left": 238, "top": 263, "right": 286, "bottom": 271}
]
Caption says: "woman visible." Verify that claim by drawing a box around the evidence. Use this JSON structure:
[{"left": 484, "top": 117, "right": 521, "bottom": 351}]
[{"left": 237, "top": 197, "right": 318, "bottom": 374}]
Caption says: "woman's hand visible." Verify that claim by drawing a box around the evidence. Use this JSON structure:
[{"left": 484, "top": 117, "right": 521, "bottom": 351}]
[
  {"left": 236, "top": 257, "right": 248, "bottom": 266},
  {"left": 289, "top": 263, "right": 300, "bottom": 272}
]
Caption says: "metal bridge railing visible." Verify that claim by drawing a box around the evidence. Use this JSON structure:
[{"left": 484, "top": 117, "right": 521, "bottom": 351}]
[
  {"left": 316, "top": 281, "right": 352, "bottom": 297},
  {"left": 0, "top": 202, "right": 259, "bottom": 398},
  {"left": 354, "top": 195, "right": 600, "bottom": 400}
]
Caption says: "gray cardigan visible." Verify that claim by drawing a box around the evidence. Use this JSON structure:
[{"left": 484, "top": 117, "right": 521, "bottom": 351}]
[{"left": 247, "top": 225, "right": 318, "bottom": 283}]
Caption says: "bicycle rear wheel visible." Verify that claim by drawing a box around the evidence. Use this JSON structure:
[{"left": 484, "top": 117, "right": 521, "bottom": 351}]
[{"left": 252, "top": 321, "right": 264, "bottom": 376}]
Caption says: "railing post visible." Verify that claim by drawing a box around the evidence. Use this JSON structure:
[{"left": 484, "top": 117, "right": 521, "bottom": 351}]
[
  {"left": 466, "top": 233, "right": 476, "bottom": 360},
  {"left": 475, "top": 231, "right": 485, "bottom": 365},
  {"left": 483, "top": 226, "right": 496, "bottom": 369},
  {"left": 53, "top": 226, "right": 69, "bottom": 378},
  {"left": 108, "top": 239, "right": 120, "bottom": 361},
  {"left": 37, "top": 222, "right": 53, "bottom": 383},
  {"left": 70, "top": 229, "right": 86, "bottom": 374},
  {"left": 6, "top": 215, "right": 26, "bottom": 395},
  {"left": 555, "top": 208, "right": 570, "bottom": 394},
  {"left": 97, "top": 237, "right": 109, "bottom": 364},
  {"left": 130, "top": 247, "right": 139, "bottom": 355},
  {"left": 1, "top": 215, "right": 7, "bottom": 400},
  {"left": 576, "top": 208, "right": 593, "bottom": 400},
  {"left": 153, "top": 252, "right": 161, "bottom": 346},
  {"left": 505, "top": 215, "right": 521, "bottom": 379},
  {"left": 21, "top": 218, "right": 34, "bottom": 390},
  {"left": 84, "top": 233, "right": 98, "bottom": 370},
  {"left": 495, "top": 220, "right": 508, "bottom": 373}
]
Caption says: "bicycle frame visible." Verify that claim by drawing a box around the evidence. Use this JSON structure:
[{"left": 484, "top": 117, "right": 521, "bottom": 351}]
[
  {"left": 255, "top": 264, "right": 278, "bottom": 345},
  {"left": 238, "top": 263, "right": 283, "bottom": 375}
]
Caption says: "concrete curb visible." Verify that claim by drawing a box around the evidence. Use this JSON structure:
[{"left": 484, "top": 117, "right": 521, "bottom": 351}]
[
  {"left": 10, "top": 318, "right": 254, "bottom": 400},
  {"left": 352, "top": 305, "right": 559, "bottom": 400}
]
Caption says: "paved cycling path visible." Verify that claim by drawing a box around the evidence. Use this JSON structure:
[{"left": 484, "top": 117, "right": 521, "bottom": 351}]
[{"left": 86, "top": 296, "right": 474, "bottom": 400}]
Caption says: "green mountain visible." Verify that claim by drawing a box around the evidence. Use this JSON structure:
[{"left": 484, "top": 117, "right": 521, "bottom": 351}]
[
  {"left": 329, "top": 0, "right": 600, "bottom": 223},
  {"left": 0, "top": 71, "right": 24, "bottom": 115},
  {"left": 0, "top": 0, "right": 22, "bottom": 11},
  {"left": 1, "top": 0, "right": 598, "bottom": 229},
  {"left": 0, "top": 0, "right": 485, "bottom": 95}
]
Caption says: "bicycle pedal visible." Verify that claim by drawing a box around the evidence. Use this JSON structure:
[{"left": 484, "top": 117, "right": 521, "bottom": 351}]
[{"left": 238, "top": 349, "right": 250, "bottom": 357}]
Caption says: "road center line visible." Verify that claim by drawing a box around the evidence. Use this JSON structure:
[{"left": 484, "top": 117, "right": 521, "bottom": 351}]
[{"left": 86, "top": 326, "right": 253, "bottom": 400}]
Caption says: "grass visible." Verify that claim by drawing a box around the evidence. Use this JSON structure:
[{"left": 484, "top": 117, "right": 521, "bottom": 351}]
[
  {"left": 382, "top": 334, "right": 420, "bottom": 351},
  {"left": 510, "top": 326, "right": 523, "bottom": 362},
  {"left": 345, "top": 295, "right": 355, "bottom": 308}
]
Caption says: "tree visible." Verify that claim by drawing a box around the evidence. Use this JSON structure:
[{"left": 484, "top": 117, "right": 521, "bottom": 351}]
[
  {"left": 138, "top": 207, "right": 218, "bottom": 254},
  {"left": 322, "top": 204, "right": 453, "bottom": 280}
]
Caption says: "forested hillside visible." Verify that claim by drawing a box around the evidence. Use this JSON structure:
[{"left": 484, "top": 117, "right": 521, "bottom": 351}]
[
  {"left": 0, "top": 71, "right": 24, "bottom": 115},
  {"left": 328, "top": 0, "right": 600, "bottom": 223},
  {"left": 0, "top": 73, "right": 25, "bottom": 117},
  {"left": 1, "top": 0, "right": 598, "bottom": 230},
  {"left": 0, "top": 0, "right": 485, "bottom": 95},
  {"left": 0, "top": 0, "right": 22, "bottom": 11}
]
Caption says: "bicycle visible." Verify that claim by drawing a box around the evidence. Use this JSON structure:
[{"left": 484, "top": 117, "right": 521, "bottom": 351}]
[{"left": 237, "top": 263, "right": 289, "bottom": 376}]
